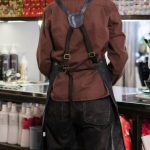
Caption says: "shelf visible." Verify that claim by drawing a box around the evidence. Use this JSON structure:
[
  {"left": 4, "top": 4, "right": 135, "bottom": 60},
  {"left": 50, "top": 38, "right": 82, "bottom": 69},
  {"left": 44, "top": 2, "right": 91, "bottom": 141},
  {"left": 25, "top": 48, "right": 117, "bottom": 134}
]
[
  {"left": 0, "top": 17, "right": 42, "bottom": 22},
  {"left": 122, "top": 15, "right": 150, "bottom": 20},
  {"left": 0, "top": 15, "right": 150, "bottom": 22},
  {"left": 0, "top": 143, "right": 29, "bottom": 150},
  {"left": 0, "top": 91, "right": 46, "bottom": 104}
]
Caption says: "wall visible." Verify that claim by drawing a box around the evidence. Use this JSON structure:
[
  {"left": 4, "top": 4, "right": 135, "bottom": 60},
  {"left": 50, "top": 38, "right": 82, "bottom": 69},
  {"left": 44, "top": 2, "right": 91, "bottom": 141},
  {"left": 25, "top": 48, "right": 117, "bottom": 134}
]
[{"left": 0, "top": 21, "right": 40, "bottom": 81}]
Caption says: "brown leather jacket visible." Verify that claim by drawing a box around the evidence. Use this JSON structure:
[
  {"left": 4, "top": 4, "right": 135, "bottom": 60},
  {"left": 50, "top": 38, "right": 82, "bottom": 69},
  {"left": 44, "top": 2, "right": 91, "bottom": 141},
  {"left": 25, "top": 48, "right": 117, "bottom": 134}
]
[{"left": 37, "top": 0, "right": 128, "bottom": 101}]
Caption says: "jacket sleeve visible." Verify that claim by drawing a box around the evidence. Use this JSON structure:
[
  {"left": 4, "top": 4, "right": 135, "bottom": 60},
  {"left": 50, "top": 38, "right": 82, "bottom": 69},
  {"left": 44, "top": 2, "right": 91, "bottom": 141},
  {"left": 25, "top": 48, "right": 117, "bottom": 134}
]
[
  {"left": 37, "top": 7, "right": 53, "bottom": 78},
  {"left": 107, "top": 3, "right": 128, "bottom": 85}
]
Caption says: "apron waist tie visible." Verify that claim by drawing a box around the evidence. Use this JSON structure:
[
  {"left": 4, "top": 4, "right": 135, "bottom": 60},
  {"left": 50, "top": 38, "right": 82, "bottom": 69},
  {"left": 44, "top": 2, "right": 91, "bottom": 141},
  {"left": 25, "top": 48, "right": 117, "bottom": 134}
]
[
  {"left": 67, "top": 71, "right": 74, "bottom": 118},
  {"left": 65, "top": 67, "right": 96, "bottom": 118}
]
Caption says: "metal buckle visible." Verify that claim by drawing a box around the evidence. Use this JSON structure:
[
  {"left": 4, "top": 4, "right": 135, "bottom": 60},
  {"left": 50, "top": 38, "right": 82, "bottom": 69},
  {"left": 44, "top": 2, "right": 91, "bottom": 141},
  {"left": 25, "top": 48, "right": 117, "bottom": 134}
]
[
  {"left": 88, "top": 52, "right": 96, "bottom": 58},
  {"left": 64, "top": 54, "right": 71, "bottom": 60}
]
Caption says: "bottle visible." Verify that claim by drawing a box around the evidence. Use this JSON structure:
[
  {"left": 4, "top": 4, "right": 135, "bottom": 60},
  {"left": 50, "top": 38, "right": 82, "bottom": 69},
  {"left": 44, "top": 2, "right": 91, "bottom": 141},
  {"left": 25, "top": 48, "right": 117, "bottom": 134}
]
[
  {"left": 33, "top": 106, "right": 40, "bottom": 117},
  {"left": 1, "top": 46, "right": 10, "bottom": 81},
  {"left": 18, "top": 105, "right": 26, "bottom": 145},
  {"left": 29, "top": 126, "right": 42, "bottom": 150},
  {"left": 0, "top": 47, "right": 2, "bottom": 80},
  {"left": 7, "top": 102, "right": 12, "bottom": 112},
  {"left": 30, "top": 105, "right": 42, "bottom": 150},
  {"left": 32, "top": 106, "right": 42, "bottom": 127},
  {"left": 20, "top": 55, "right": 28, "bottom": 81},
  {"left": 39, "top": 104, "right": 45, "bottom": 116},
  {"left": 10, "top": 44, "right": 19, "bottom": 76},
  {"left": 0, "top": 104, "right": 8, "bottom": 143},
  {"left": 20, "top": 107, "right": 33, "bottom": 148},
  {"left": 7, "top": 103, "right": 19, "bottom": 144}
]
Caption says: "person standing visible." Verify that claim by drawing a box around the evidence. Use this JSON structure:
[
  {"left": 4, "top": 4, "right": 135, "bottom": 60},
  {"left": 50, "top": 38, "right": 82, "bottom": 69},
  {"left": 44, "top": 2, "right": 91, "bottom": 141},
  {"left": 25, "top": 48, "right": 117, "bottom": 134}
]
[{"left": 37, "top": 0, "right": 128, "bottom": 149}]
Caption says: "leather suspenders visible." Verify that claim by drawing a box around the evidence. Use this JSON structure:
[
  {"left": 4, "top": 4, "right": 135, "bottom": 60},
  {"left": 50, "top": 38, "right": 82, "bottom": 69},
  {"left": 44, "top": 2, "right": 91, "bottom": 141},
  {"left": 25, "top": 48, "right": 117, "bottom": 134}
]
[
  {"left": 56, "top": 0, "right": 97, "bottom": 73},
  {"left": 55, "top": 0, "right": 97, "bottom": 118}
]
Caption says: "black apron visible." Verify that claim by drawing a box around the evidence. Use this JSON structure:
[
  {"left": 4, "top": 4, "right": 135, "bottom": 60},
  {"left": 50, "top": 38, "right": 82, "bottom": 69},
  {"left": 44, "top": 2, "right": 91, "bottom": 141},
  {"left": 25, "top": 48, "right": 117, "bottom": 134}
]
[{"left": 41, "top": 0, "right": 125, "bottom": 149}]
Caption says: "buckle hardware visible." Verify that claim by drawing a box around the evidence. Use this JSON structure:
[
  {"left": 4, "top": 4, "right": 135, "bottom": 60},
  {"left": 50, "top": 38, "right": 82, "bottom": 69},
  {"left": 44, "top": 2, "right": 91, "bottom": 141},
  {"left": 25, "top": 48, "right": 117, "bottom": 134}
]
[
  {"left": 64, "top": 54, "right": 71, "bottom": 60},
  {"left": 88, "top": 52, "right": 96, "bottom": 58}
]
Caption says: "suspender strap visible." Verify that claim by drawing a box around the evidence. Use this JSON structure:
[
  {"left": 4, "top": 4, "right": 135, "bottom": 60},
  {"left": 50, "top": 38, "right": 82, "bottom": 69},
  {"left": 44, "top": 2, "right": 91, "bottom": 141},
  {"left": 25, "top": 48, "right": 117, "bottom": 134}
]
[
  {"left": 63, "top": 27, "right": 73, "bottom": 70},
  {"left": 63, "top": 25, "right": 97, "bottom": 69},
  {"left": 68, "top": 72, "right": 73, "bottom": 101},
  {"left": 55, "top": 0, "right": 92, "bottom": 15},
  {"left": 79, "top": 25, "right": 97, "bottom": 63},
  {"left": 64, "top": 27, "right": 73, "bottom": 55},
  {"left": 81, "top": 0, "right": 92, "bottom": 14},
  {"left": 55, "top": 0, "right": 70, "bottom": 15},
  {"left": 56, "top": 0, "right": 93, "bottom": 28},
  {"left": 55, "top": 0, "right": 97, "bottom": 118},
  {"left": 56, "top": 0, "right": 97, "bottom": 64}
]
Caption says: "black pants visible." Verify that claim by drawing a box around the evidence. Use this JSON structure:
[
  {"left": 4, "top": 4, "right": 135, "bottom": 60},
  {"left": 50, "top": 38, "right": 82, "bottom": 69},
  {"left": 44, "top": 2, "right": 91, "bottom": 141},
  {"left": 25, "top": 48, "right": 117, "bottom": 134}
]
[{"left": 45, "top": 96, "right": 114, "bottom": 150}]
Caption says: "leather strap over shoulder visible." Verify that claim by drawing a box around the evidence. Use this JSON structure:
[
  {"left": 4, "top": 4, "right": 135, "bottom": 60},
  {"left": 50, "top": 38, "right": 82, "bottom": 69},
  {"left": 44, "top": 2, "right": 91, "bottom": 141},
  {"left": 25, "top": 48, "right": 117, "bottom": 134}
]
[
  {"left": 81, "top": 0, "right": 92, "bottom": 14},
  {"left": 55, "top": 0, "right": 70, "bottom": 15},
  {"left": 55, "top": 0, "right": 93, "bottom": 28},
  {"left": 55, "top": 0, "right": 97, "bottom": 66}
]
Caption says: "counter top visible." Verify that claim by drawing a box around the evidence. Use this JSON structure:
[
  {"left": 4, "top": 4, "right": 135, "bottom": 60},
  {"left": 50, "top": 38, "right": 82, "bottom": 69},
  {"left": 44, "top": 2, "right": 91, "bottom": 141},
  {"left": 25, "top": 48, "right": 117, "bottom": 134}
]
[
  {"left": 0, "top": 82, "right": 48, "bottom": 96},
  {"left": 0, "top": 82, "right": 150, "bottom": 111},
  {"left": 0, "top": 82, "right": 140, "bottom": 99},
  {"left": 0, "top": 82, "right": 49, "bottom": 103},
  {"left": 113, "top": 86, "right": 150, "bottom": 113}
]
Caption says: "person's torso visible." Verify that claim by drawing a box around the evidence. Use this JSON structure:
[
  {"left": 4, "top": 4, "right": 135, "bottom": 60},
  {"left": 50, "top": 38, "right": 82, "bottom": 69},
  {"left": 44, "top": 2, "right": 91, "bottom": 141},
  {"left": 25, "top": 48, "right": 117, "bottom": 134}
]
[{"left": 48, "top": 0, "right": 114, "bottom": 101}]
